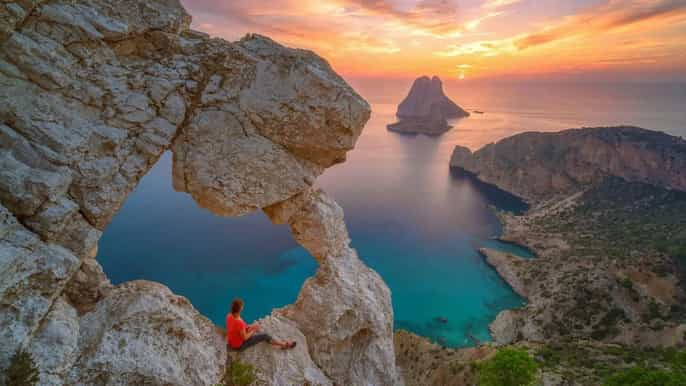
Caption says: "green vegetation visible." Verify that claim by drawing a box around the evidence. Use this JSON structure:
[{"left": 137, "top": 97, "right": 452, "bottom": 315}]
[
  {"left": 618, "top": 277, "right": 641, "bottom": 302},
  {"left": 523, "top": 177, "right": 686, "bottom": 338},
  {"left": 218, "top": 360, "right": 258, "bottom": 386},
  {"left": 534, "top": 177, "right": 686, "bottom": 262},
  {"left": 484, "top": 177, "right": 686, "bottom": 385},
  {"left": 591, "top": 307, "right": 626, "bottom": 340},
  {"left": 537, "top": 342, "right": 686, "bottom": 385},
  {"left": 673, "top": 349, "right": 686, "bottom": 373},
  {"left": 478, "top": 348, "right": 538, "bottom": 386},
  {"left": 603, "top": 367, "right": 686, "bottom": 386},
  {"left": 6, "top": 350, "right": 39, "bottom": 386}
]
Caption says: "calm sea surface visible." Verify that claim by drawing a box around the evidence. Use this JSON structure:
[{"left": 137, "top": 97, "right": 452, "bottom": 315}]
[{"left": 98, "top": 81, "right": 686, "bottom": 347}]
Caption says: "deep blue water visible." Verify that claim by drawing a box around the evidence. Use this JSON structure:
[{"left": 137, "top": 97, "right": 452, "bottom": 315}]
[
  {"left": 98, "top": 82, "right": 686, "bottom": 348},
  {"left": 98, "top": 148, "right": 526, "bottom": 347}
]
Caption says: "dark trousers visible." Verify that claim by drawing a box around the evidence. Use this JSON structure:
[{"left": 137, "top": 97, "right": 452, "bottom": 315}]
[
  {"left": 238, "top": 333, "right": 273, "bottom": 351},
  {"left": 227, "top": 333, "right": 273, "bottom": 354}
]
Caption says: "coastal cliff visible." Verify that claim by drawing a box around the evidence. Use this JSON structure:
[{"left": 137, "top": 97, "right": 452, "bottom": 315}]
[
  {"left": 425, "top": 126, "right": 686, "bottom": 385},
  {"left": 483, "top": 176, "right": 686, "bottom": 347},
  {"left": 0, "top": 1, "right": 400, "bottom": 385},
  {"left": 458, "top": 127, "right": 686, "bottom": 346},
  {"left": 450, "top": 126, "right": 686, "bottom": 202}
]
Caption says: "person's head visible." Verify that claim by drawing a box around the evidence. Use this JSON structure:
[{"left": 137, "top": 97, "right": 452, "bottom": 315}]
[{"left": 231, "top": 298, "right": 244, "bottom": 316}]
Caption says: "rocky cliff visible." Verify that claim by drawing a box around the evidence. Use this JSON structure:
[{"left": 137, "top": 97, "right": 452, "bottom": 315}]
[
  {"left": 450, "top": 126, "right": 686, "bottom": 202},
  {"left": 381, "top": 126, "right": 686, "bottom": 386},
  {"left": 0, "top": 1, "right": 399, "bottom": 385},
  {"left": 448, "top": 127, "right": 686, "bottom": 366},
  {"left": 484, "top": 178, "right": 686, "bottom": 350},
  {"left": 387, "top": 76, "right": 469, "bottom": 135}
]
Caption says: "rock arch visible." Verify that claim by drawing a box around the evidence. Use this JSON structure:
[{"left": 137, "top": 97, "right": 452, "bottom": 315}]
[{"left": 0, "top": 1, "right": 398, "bottom": 384}]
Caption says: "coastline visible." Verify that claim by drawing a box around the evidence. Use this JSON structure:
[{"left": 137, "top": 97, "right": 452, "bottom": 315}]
[
  {"left": 386, "top": 121, "right": 452, "bottom": 136},
  {"left": 482, "top": 191, "right": 686, "bottom": 348},
  {"left": 482, "top": 205, "right": 569, "bottom": 346},
  {"left": 490, "top": 237, "right": 538, "bottom": 258}
]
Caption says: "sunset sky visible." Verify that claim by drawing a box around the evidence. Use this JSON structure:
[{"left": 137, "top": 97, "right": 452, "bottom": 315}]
[{"left": 181, "top": 0, "right": 686, "bottom": 81}]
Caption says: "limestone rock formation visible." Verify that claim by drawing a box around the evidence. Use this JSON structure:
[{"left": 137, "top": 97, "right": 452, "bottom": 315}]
[
  {"left": 450, "top": 126, "right": 686, "bottom": 202},
  {"left": 387, "top": 104, "right": 451, "bottom": 135},
  {"left": 397, "top": 76, "right": 469, "bottom": 120},
  {"left": 387, "top": 76, "right": 469, "bottom": 135},
  {"left": 265, "top": 189, "right": 398, "bottom": 385},
  {"left": 238, "top": 314, "right": 332, "bottom": 386},
  {"left": 449, "top": 127, "right": 686, "bottom": 356},
  {"left": 0, "top": 0, "right": 399, "bottom": 385},
  {"left": 66, "top": 281, "right": 227, "bottom": 386}
]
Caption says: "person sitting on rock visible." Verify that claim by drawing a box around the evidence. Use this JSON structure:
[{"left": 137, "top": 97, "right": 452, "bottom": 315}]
[{"left": 226, "top": 298, "right": 296, "bottom": 351}]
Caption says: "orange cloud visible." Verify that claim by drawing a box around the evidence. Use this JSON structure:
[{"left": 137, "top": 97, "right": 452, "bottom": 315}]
[
  {"left": 336, "top": 0, "right": 469, "bottom": 38},
  {"left": 482, "top": 0, "right": 521, "bottom": 9},
  {"left": 514, "top": 0, "right": 686, "bottom": 50},
  {"left": 182, "top": 0, "right": 686, "bottom": 80},
  {"left": 434, "top": 0, "right": 686, "bottom": 58},
  {"left": 434, "top": 39, "right": 515, "bottom": 57}
]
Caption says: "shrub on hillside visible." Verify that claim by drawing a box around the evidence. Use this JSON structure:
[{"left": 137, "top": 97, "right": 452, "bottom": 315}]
[
  {"left": 6, "top": 350, "right": 39, "bottom": 386},
  {"left": 478, "top": 348, "right": 538, "bottom": 386},
  {"left": 672, "top": 348, "right": 686, "bottom": 373},
  {"left": 603, "top": 366, "right": 686, "bottom": 386},
  {"left": 216, "top": 360, "right": 257, "bottom": 386}
]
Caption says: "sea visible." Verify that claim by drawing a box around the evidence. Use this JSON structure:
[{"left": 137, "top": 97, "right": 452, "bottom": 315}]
[{"left": 97, "top": 80, "right": 686, "bottom": 348}]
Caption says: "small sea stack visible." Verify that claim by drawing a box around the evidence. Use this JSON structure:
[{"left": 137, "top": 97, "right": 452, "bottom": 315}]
[{"left": 387, "top": 75, "right": 469, "bottom": 135}]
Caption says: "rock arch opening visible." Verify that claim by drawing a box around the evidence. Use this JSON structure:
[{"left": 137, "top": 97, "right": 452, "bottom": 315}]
[
  {"left": 97, "top": 151, "right": 315, "bottom": 325},
  {"left": 0, "top": 0, "right": 399, "bottom": 384}
]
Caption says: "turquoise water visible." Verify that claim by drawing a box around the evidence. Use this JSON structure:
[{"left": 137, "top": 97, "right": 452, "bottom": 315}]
[
  {"left": 97, "top": 81, "right": 686, "bottom": 348},
  {"left": 482, "top": 239, "right": 536, "bottom": 259},
  {"left": 98, "top": 148, "right": 526, "bottom": 348}
]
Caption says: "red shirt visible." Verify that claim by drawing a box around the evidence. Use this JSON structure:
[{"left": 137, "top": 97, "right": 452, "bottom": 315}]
[{"left": 226, "top": 314, "right": 247, "bottom": 349}]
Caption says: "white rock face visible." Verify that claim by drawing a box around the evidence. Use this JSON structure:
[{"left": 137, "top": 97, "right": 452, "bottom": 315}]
[
  {"left": 27, "top": 297, "right": 79, "bottom": 386},
  {"left": 171, "top": 37, "right": 369, "bottom": 216},
  {"left": 283, "top": 250, "right": 398, "bottom": 386},
  {"left": 67, "top": 281, "right": 226, "bottom": 386},
  {"left": 239, "top": 315, "right": 333, "bottom": 386},
  {"left": 266, "top": 190, "right": 399, "bottom": 385},
  {"left": 449, "top": 126, "right": 686, "bottom": 202},
  {"left": 0, "top": 0, "right": 397, "bottom": 385},
  {"left": 0, "top": 204, "right": 80, "bottom": 372}
]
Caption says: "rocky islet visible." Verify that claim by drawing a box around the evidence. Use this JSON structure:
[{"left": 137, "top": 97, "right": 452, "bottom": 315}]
[{"left": 387, "top": 75, "right": 470, "bottom": 135}]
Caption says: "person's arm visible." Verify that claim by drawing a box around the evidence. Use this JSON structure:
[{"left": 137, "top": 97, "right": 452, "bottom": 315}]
[{"left": 239, "top": 323, "right": 255, "bottom": 340}]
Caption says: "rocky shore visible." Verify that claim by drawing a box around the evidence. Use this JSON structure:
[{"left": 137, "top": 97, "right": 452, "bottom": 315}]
[
  {"left": 484, "top": 185, "right": 686, "bottom": 347},
  {"left": 404, "top": 126, "right": 686, "bottom": 385},
  {"left": 394, "top": 329, "right": 495, "bottom": 386},
  {"left": 450, "top": 126, "right": 686, "bottom": 203},
  {"left": 403, "top": 131, "right": 686, "bottom": 384}
]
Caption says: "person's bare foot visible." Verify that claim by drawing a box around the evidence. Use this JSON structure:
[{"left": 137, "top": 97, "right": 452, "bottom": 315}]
[{"left": 280, "top": 341, "right": 296, "bottom": 350}]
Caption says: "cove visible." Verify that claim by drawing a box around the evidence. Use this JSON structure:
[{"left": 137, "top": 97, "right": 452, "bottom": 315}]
[
  {"left": 99, "top": 81, "right": 685, "bottom": 347},
  {"left": 97, "top": 102, "right": 532, "bottom": 349}
]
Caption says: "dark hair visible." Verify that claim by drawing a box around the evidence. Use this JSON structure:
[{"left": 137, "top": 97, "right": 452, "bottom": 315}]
[{"left": 231, "top": 298, "right": 244, "bottom": 315}]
